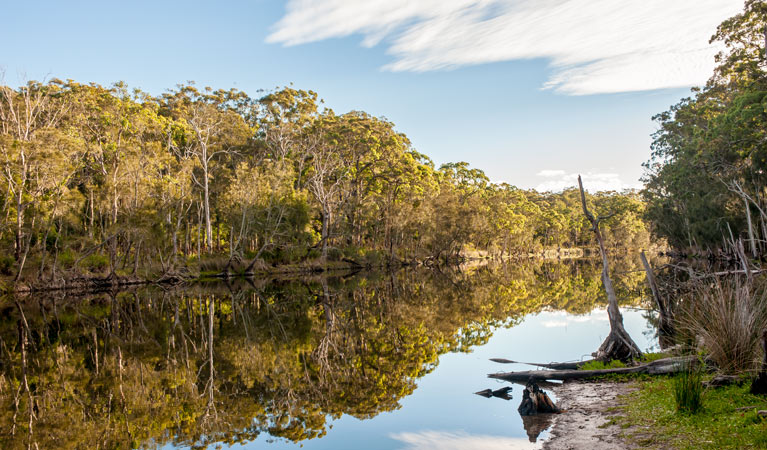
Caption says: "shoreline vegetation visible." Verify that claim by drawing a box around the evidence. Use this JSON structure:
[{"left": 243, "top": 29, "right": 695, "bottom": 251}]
[
  {"left": 0, "top": 79, "right": 650, "bottom": 294},
  {"left": 4, "top": 245, "right": 626, "bottom": 294}
]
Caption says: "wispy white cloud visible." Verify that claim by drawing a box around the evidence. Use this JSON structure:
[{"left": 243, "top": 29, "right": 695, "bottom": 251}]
[
  {"left": 267, "top": 0, "right": 741, "bottom": 95},
  {"left": 536, "top": 169, "right": 566, "bottom": 178},
  {"left": 390, "top": 430, "right": 540, "bottom": 450},
  {"left": 534, "top": 170, "right": 640, "bottom": 192}
]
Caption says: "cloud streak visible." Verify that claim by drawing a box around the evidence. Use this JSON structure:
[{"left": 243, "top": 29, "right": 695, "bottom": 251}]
[
  {"left": 534, "top": 170, "right": 640, "bottom": 192},
  {"left": 267, "top": 0, "right": 742, "bottom": 94}
]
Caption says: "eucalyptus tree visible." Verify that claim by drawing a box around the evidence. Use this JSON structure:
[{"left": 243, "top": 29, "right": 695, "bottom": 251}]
[
  {"left": 161, "top": 85, "right": 253, "bottom": 253},
  {"left": 0, "top": 79, "right": 69, "bottom": 260},
  {"left": 303, "top": 112, "right": 351, "bottom": 259},
  {"left": 642, "top": 0, "right": 767, "bottom": 252}
]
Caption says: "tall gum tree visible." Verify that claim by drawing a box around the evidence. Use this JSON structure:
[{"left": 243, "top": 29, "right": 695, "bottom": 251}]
[
  {"left": 162, "top": 85, "right": 252, "bottom": 253},
  {"left": 0, "top": 79, "right": 68, "bottom": 261}
]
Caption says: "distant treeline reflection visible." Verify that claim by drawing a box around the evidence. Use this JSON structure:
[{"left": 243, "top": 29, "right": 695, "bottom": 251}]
[{"left": 0, "top": 258, "right": 649, "bottom": 449}]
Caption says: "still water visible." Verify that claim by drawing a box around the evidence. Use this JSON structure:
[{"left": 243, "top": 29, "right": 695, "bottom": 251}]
[{"left": 0, "top": 259, "right": 658, "bottom": 450}]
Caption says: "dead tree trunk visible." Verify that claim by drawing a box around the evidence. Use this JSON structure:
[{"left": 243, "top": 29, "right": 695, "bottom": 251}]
[
  {"left": 640, "top": 251, "right": 674, "bottom": 348},
  {"left": 578, "top": 175, "right": 642, "bottom": 361}
]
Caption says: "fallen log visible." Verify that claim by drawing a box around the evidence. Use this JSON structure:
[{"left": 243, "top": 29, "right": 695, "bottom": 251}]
[
  {"left": 704, "top": 374, "right": 747, "bottom": 388},
  {"left": 489, "top": 356, "right": 696, "bottom": 383},
  {"left": 489, "top": 358, "right": 592, "bottom": 370}
]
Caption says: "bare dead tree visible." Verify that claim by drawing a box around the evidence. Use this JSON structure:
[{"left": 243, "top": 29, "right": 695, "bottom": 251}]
[{"left": 578, "top": 175, "right": 642, "bottom": 361}]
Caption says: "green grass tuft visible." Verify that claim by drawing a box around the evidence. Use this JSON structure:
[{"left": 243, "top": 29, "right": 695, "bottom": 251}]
[{"left": 673, "top": 367, "right": 703, "bottom": 414}]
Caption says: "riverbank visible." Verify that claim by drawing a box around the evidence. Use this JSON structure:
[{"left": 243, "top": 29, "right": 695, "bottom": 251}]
[
  {"left": 543, "top": 377, "right": 767, "bottom": 449},
  {"left": 544, "top": 380, "right": 637, "bottom": 450},
  {"left": 4, "top": 246, "right": 630, "bottom": 293}
]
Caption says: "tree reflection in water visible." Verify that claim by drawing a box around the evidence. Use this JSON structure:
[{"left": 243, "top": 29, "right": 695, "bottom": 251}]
[{"left": 0, "top": 258, "right": 650, "bottom": 449}]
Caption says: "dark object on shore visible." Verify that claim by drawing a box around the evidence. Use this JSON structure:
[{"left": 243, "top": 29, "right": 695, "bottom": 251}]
[
  {"left": 517, "top": 382, "right": 560, "bottom": 415},
  {"left": 491, "top": 356, "right": 696, "bottom": 383},
  {"left": 704, "top": 374, "right": 747, "bottom": 388},
  {"left": 750, "top": 330, "right": 767, "bottom": 395},
  {"left": 474, "top": 386, "right": 513, "bottom": 400}
]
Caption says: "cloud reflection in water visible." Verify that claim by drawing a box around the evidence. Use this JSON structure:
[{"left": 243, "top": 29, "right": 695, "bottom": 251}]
[{"left": 390, "top": 430, "right": 543, "bottom": 450}]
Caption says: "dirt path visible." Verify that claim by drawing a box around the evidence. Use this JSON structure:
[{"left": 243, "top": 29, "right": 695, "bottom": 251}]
[{"left": 542, "top": 380, "right": 638, "bottom": 450}]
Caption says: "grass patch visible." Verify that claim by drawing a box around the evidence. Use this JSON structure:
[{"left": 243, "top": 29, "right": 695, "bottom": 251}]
[
  {"left": 619, "top": 377, "right": 767, "bottom": 449},
  {"left": 641, "top": 352, "right": 671, "bottom": 363},
  {"left": 580, "top": 359, "right": 628, "bottom": 370}
]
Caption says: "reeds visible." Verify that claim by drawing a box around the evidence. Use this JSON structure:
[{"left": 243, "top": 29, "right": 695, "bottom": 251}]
[
  {"left": 679, "top": 278, "right": 767, "bottom": 374},
  {"left": 673, "top": 364, "right": 703, "bottom": 413}
]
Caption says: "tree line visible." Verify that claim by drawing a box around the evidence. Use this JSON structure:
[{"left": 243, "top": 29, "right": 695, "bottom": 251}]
[
  {"left": 0, "top": 79, "right": 649, "bottom": 282},
  {"left": 643, "top": 0, "right": 767, "bottom": 254}
]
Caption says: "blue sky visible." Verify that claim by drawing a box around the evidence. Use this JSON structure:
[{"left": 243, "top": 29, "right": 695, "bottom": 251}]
[{"left": 0, "top": 0, "right": 743, "bottom": 191}]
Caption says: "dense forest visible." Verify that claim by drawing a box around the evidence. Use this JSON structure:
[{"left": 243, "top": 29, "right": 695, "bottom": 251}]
[
  {"left": 0, "top": 80, "right": 649, "bottom": 285},
  {"left": 643, "top": 0, "right": 767, "bottom": 254}
]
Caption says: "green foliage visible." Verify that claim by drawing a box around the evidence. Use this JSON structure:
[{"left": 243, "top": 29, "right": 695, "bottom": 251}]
[
  {"left": 641, "top": 352, "right": 671, "bottom": 363},
  {"left": 643, "top": 1, "right": 767, "bottom": 252},
  {"left": 0, "top": 256, "right": 14, "bottom": 276},
  {"left": 0, "top": 79, "right": 650, "bottom": 283},
  {"left": 81, "top": 253, "right": 109, "bottom": 271}
]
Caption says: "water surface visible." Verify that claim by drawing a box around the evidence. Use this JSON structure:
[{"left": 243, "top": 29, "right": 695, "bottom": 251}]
[{"left": 0, "top": 259, "right": 657, "bottom": 449}]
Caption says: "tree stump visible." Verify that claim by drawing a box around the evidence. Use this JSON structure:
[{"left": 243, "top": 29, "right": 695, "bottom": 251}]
[{"left": 517, "top": 382, "right": 560, "bottom": 415}]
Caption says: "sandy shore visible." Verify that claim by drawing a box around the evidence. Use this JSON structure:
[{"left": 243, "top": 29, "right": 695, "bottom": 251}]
[{"left": 542, "top": 380, "right": 638, "bottom": 450}]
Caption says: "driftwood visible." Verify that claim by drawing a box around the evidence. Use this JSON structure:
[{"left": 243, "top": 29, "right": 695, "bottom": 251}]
[
  {"left": 578, "top": 175, "right": 642, "bottom": 361},
  {"left": 489, "top": 358, "right": 592, "bottom": 370},
  {"left": 704, "top": 374, "right": 747, "bottom": 388},
  {"left": 474, "top": 386, "right": 513, "bottom": 400},
  {"left": 517, "top": 382, "right": 561, "bottom": 415},
  {"left": 489, "top": 356, "right": 696, "bottom": 383}
]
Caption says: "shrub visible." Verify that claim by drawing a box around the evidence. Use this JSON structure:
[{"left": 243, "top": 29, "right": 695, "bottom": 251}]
[
  {"left": 326, "top": 247, "right": 343, "bottom": 261},
  {"left": 57, "top": 249, "right": 75, "bottom": 269},
  {"left": 0, "top": 255, "right": 14, "bottom": 276},
  {"left": 680, "top": 279, "right": 767, "bottom": 374},
  {"left": 673, "top": 365, "right": 703, "bottom": 414},
  {"left": 82, "top": 253, "right": 109, "bottom": 272}
]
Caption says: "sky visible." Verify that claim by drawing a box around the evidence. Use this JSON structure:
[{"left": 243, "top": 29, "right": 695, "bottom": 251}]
[{"left": 0, "top": 0, "right": 744, "bottom": 191}]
